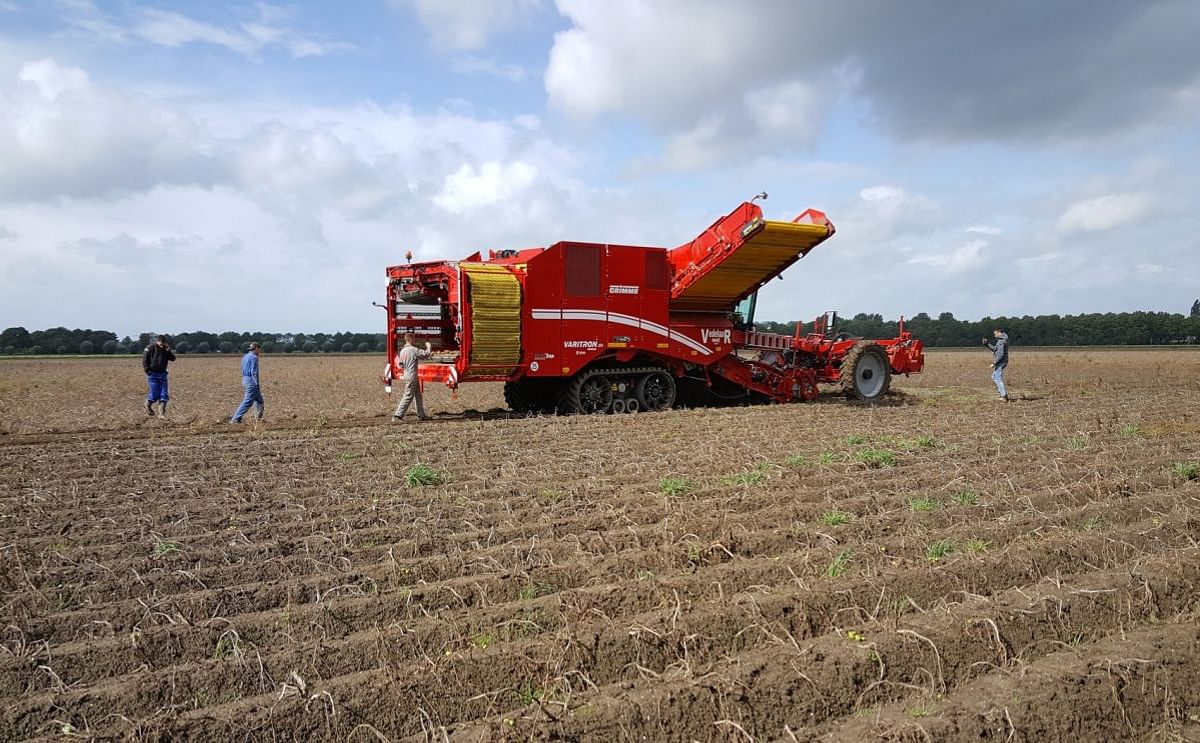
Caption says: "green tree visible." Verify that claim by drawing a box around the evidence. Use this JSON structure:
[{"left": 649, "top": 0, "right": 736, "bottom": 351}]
[
  {"left": 1191, "top": 299, "right": 1200, "bottom": 318},
  {"left": 196, "top": 341, "right": 211, "bottom": 354},
  {"left": 0, "top": 327, "right": 30, "bottom": 351},
  {"left": 102, "top": 340, "right": 117, "bottom": 354},
  {"left": 79, "top": 340, "right": 94, "bottom": 354},
  {"left": 219, "top": 341, "right": 234, "bottom": 354}
]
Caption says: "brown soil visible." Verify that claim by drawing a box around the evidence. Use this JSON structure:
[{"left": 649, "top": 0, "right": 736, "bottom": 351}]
[{"left": 1, "top": 348, "right": 1199, "bottom": 741}]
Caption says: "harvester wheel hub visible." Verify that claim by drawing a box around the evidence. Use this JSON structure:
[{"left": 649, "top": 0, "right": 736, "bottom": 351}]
[
  {"left": 854, "top": 354, "right": 886, "bottom": 398},
  {"left": 636, "top": 370, "right": 676, "bottom": 412},
  {"left": 840, "top": 342, "right": 892, "bottom": 401},
  {"left": 578, "top": 375, "right": 613, "bottom": 414}
]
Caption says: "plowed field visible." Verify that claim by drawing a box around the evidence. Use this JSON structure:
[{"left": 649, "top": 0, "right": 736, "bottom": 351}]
[{"left": 2, "top": 349, "right": 1199, "bottom": 742}]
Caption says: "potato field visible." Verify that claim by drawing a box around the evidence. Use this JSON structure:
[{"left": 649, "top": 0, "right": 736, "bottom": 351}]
[{"left": 2, "top": 349, "right": 1199, "bottom": 742}]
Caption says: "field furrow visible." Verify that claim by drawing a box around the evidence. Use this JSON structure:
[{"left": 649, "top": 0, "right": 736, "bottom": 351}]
[{"left": 2, "top": 350, "right": 1198, "bottom": 741}]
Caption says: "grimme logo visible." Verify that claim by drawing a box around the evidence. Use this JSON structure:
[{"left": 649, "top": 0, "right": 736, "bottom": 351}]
[
  {"left": 701, "top": 329, "right": 731, "bottom": 344},
  {"left": 608, "top": 285, "right": 639, "bottom": 295}
]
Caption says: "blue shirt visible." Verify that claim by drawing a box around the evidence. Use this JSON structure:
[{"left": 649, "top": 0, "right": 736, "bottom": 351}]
[{"left": 241, "top": 351, "right": 259, "bottom": 383}]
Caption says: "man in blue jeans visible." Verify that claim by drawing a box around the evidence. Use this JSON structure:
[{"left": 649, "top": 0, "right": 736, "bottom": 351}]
[
  {"left": 231, "top": 342, "right": 265, "bottom": 422},
  {"left": 982, "top": 329, "right": 1010, "bottom": 402},
  {"left": 142, "top": 334, "right": 176, "bottom": 418}
]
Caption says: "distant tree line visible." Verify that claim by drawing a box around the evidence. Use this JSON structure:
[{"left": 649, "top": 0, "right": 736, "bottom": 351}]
[
  {"left": 2, "top": 301, "right": 1198, "bottom": 355},
  {"left": 757, "top": 305, "right": 1200, "bottom": 346},
  {"left": 0, "top": 327, "right": 388, "bottom": 355}
]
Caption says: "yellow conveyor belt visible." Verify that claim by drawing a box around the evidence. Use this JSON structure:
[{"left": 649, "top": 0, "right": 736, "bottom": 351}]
[
  {"left": 461, "top": 263, "right": 522, "bottom": 372},
  {"left": 671, "top": 220, "right": 830, "bottom": 312}
]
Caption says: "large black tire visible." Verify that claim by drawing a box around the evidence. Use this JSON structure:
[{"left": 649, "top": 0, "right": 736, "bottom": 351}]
[
  {"left": 504, "top": 381, "right": 532, "bottom": 414},
  {"left": 558, "top": 372, "right": 613, "bottom": 414},
  {"left": 505, "top": 379, "right": 561, "bottom": 415},
  {"left": 839, "top": 342, "right": 891, "bottom": 401},
  {"left": 635, "top": 370, "right": 676, "bottom": 411}
]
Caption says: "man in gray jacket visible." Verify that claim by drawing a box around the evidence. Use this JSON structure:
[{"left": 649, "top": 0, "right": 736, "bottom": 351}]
[
  {"left": 392, "top": 333, "right": 433, "bottom": 421},
  {"left": 982, "top": 329, "right": 1010, "bottom": 401}
]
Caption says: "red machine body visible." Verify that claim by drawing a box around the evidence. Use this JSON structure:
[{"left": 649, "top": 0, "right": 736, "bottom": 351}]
[{"left": 385, "top": 201, "right": 923, "bottom": 413}]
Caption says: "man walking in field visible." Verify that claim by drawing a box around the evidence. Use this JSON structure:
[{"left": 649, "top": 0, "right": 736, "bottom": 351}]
[
  {"left": 393, "top": 333, "right": 432, "bottom": 421},
  {"left": 230, "top": 342, "right": 265, "bottom": 423},
  {"left": 982, "top": 328, "right": 1010, "bottom": 402},
  {"left": 142, "top": 334, "right": 176, "bottom": 418}
]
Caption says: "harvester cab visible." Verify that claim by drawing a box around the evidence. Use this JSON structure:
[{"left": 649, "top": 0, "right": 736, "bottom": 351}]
[{"left": 732, "top": 293, "right": 757, "bottom": 331}]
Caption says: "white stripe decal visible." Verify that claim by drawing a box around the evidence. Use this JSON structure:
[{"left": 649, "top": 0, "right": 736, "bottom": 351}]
[{"left": 530, "top": 308, "right": 711, "bottom": 356}]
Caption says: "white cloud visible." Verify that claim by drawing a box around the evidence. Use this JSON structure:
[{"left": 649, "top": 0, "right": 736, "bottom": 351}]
[
  {"left": 234, "top": 123, "right": 382, "bottom": 209},
  {"left": 840, "top": 185, "right": 940, "bottom": 246},
  {"left": 860, "top": 185, "right": 906, "bottom": 203},
  {"left": 545, "top": 1, "right": 1200, "bottom": 167},
  {"left": 908, "top": 239, "right": 987, "bottom": 274},
  {"left": 131, "top": 8, "right": 346, "bottom": 58},
  {"left": 661, "top": 117, "right": 728, "bottom": 171},
  {"left": 0, "top": 58, "right": 217, "bottom": 200},
  {"left": 1057, "top": 192, "right": 1149, "bottom": 233},
  {"left": 1016, "top": 251, "right": 1061, "bottom": 267},
  {"left": 397, "top": 0, "right": 540, "bottom": 51},
  {"left": 0, "top": 57, "right": 654, "bottom": 333},
  {"left": 450, "top": 55, "right": 528, "bottom": 82},
  {"left": 546, "top": 0, "right": 761, "bottom": 121},
  {"left": 56, "top": 3, "right": 347, "bottom": 59},
  {"left": 17, "top": 57, "right": 89, "bottom": 98},
  {"left": 659, "top": 79, "right": 826, "bottom": 170},
  {"left": 746, "top": 81, "right": 820, "bottom": 137},
  {"left": 547, "top": 1, "right": 825, "bottom": 169},
  {"left": 543, "top": 26, "right": 621, "bottom": 117},
  {"left": 434, "top": 161, "right": 539, "bottom": 213},
  {"left": 966, "top": 225, "right": 1002, "bottom": 235}
]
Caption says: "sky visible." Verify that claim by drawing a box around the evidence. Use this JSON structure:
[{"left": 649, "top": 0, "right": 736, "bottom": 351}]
[{"left": 0, "top": 0, "right": 1198, "bottom": 336}]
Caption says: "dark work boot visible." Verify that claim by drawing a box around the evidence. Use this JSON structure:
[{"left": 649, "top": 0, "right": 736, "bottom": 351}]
[
  {"left": 158, "top": 401, "right": 168, "bottom": 418},
  {"left": 146, "top": 400, "right": 155, "bottom": 416}
]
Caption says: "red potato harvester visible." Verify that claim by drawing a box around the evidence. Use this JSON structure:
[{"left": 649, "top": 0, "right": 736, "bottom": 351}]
[{"left": 385, "top": 199, "right": 924, "bottom": 414}]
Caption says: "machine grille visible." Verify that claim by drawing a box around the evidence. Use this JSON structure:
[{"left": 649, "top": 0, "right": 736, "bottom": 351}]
[{"left": 461, "top": 263, "right": 522, "bottom": 374}]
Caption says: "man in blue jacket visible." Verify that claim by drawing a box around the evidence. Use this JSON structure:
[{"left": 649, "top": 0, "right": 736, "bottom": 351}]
[
  {"left": 982, "top": 329, "right": 1010, "bottom": 402},
  {"left": 231, "top": 342, "right": 265, "bottom": 423}
]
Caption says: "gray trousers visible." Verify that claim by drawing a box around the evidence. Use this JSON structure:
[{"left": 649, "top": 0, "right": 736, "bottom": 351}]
[{"left": 393, "top": 377, "right": 425, "bottom": 419}]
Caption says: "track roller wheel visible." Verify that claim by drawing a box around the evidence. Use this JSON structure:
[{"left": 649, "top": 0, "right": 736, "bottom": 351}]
[
  {"left": 635, "top": 370, "right": 676, "bottom": 412},
  {"left": 839, "top": 342, "right": 891, "bottom": 401},
  {"left": 561, "top": 373, "right": 613, "bottom": 414}
]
